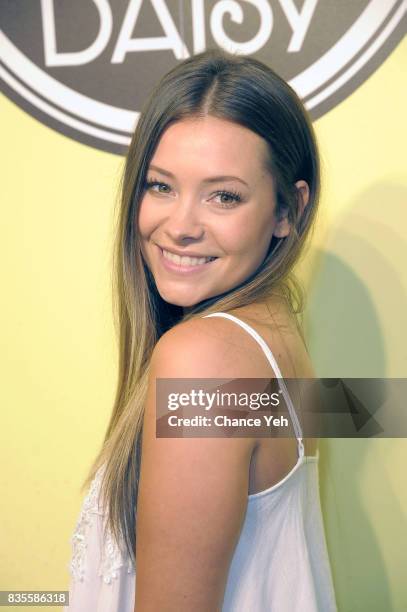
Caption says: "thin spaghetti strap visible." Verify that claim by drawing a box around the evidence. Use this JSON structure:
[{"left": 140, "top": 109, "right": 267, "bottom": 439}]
[{"left": 203, "top": 312, "right": 305, "bottom": 459}]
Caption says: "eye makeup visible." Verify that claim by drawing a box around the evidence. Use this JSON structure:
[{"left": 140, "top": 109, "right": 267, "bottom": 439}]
[{"left": 143, "top": 177, "right": 243, "bottom": 209}]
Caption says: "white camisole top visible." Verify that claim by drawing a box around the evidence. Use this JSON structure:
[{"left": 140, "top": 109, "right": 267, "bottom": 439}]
[{"left": 64, "top": 312, "right": 338, "bottom": 611}]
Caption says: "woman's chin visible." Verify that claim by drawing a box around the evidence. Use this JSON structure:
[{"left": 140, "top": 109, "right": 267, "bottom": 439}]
[{"left": 158, "top": 289, "right": 209, "bottom": 309}]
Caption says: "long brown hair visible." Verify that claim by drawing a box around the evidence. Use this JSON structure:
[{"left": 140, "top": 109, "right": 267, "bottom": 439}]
[{"left": 81, "top": 48, "right": 321, "bottom": 565}]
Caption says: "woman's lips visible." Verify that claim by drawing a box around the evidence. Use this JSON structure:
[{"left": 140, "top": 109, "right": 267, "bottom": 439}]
[{"left": 156, "top": 245, "right": 218, "bottom": 275}]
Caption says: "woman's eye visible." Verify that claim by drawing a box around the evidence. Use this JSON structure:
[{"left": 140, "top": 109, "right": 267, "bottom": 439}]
[
  {"left": 213, "top": 191, "right": 242, "bottom": 208},
  {"left": 144, "top": 179, "right": 171, "bottom": 194}
]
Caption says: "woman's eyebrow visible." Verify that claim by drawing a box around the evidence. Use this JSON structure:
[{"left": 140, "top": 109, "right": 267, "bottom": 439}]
[{"left": 148, "top": 164, "right": 249, "bottom": 186}]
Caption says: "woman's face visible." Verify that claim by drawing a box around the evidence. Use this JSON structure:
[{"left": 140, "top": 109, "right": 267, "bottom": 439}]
[{"left": 138, "top": 115, "right": 290, "bottom": 308}]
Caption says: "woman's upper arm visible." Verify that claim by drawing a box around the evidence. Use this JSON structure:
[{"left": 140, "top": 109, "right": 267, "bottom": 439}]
[{"left": 134, "top": 319, "right": 257, "bottom": 612}]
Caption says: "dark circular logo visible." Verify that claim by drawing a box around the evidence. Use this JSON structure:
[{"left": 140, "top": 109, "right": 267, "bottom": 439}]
[{"left": 0, "top": 0, "right": 405, "bottom": 155}]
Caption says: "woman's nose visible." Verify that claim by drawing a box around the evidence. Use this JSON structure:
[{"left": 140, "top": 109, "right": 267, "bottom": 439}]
[{"left": 163, "top": 199, "right": 205, "bottom": 242}]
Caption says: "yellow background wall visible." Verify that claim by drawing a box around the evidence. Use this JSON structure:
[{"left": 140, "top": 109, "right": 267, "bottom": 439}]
[{"left": 1, "top": 38, "right": 406, "bottom": 611}]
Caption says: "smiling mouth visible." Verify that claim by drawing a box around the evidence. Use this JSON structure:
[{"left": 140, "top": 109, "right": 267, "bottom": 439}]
[{"left": 160, "top": 247, "right": 217, "bottom": 267}]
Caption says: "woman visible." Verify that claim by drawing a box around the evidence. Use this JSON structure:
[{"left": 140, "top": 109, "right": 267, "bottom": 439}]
[{"left": 64, "top": 48, "right": 337, "bottom": 611}]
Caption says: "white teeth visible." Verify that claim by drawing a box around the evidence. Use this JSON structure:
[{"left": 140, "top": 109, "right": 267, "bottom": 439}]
[{"left": 162, "top": 249, "right": 215, "bottom": 267}]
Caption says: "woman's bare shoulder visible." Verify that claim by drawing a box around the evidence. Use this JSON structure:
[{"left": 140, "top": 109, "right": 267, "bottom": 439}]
[
  {"left": 152, "top": 309, "right": 279, "bottom": 379},
  {"left": 226, "top": 298, "right": 315, "bottom": 379}
]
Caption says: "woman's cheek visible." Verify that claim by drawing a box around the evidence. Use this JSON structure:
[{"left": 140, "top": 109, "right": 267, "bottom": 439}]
[
  {"left": 220, "top": 218, "right": 256, "bottom": 254},
  {"left": 137, "top": 198, "right": 155, "bottom": 236}
]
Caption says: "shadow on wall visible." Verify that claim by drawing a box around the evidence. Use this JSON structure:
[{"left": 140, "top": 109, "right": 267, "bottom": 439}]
[
  {"left": 305, "top": 181, "right": 407, "bottom": 378},
  {"left": 303, "top": 182, "right": 407, "bottom": 612}
]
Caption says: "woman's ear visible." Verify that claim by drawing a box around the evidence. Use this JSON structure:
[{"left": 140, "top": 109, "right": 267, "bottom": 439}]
[
  {"left": 295, "top": 180, "right": 310, "bottom": 216},
  {"left": 272, "top": 180, "right": 310, "bottom": 238}
]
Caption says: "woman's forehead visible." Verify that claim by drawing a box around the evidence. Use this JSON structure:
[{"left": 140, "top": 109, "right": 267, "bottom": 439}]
[{"left": 151, "top": 116, "right": 270, "bottom": 176}]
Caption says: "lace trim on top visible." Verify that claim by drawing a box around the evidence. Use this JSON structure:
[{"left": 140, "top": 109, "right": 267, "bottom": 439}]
[{"left": 69, "top": 466, "right": 135, "bottom": 584}]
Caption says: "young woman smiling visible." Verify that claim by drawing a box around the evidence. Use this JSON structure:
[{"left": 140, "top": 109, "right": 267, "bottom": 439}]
[{"left": 65, "top": 49, "right": 337, "bottom": 612}]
